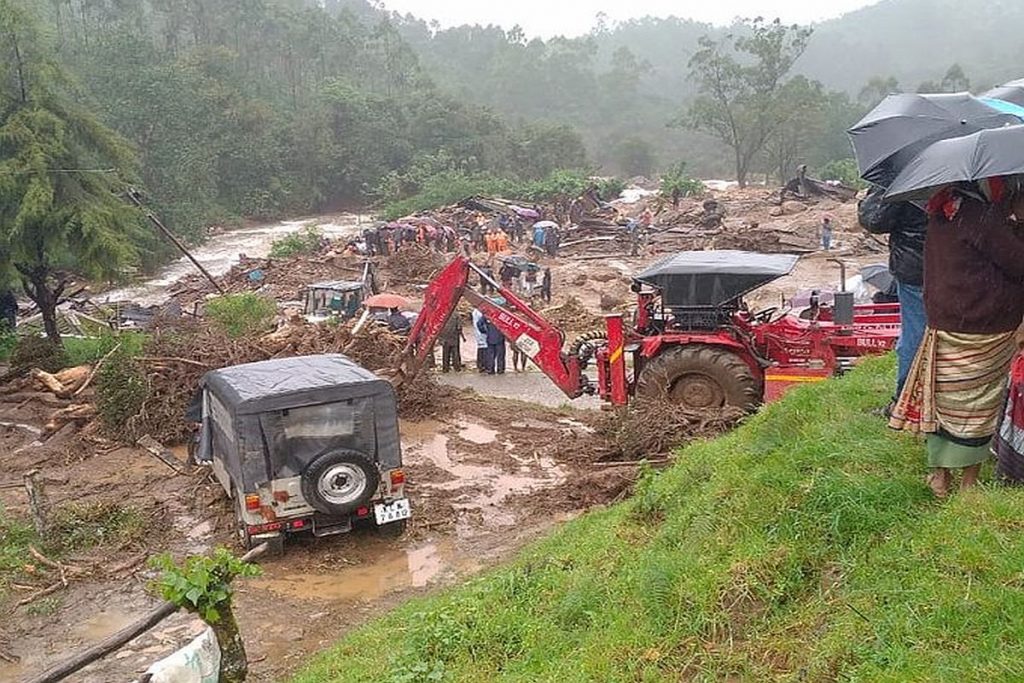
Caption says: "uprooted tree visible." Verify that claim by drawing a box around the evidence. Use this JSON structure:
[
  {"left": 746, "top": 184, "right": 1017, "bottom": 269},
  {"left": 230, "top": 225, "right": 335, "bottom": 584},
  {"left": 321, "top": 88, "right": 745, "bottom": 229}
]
[
  {"left": 0, "top": 0, "right": 143, "bottom": 345},
  {"left": 152, "top": 548, "right": 262, "bottom": 683},
  {"left": 678, "top": 17, "right": 813, "bottom": 188}
]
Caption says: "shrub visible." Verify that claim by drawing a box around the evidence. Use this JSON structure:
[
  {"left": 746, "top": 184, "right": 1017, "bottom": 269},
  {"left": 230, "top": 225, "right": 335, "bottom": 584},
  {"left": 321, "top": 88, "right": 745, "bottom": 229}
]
[
  {"left": 819, "top": 158, "right": 867, "bottom": 190},
  {"left": 205, "top": 293, "right": 277, "bottom": 338},
  {"left": 595, "top": 177, "right": 627, "bottom": 202},
  {"left": 659, "top": 162, "right": 705, "bottom": 200},
  {"left": 9, "top": 336, "right": 66, "bottom": 372},
  {"left": 95, "top": 349, "right": 146, "bottom": 436},
  {"left": 269, "top": 225, "right": 323, "bottom": 258}
]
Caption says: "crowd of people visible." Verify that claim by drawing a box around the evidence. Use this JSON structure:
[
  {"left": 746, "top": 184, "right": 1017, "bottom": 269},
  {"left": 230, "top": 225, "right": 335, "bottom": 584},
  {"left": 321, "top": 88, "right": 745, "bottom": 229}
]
[
  {"left": 343, "top": 209, "right": 565, "bottom": 260},
  {"left": 861, "top": 176, "right": 1024, "bottom": 497}
]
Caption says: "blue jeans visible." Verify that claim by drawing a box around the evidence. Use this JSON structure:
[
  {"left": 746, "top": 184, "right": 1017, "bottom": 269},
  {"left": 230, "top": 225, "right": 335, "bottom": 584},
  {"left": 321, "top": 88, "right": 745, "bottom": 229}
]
[{"left": 895, "top": 281, "right": 926, "bottom": 397}]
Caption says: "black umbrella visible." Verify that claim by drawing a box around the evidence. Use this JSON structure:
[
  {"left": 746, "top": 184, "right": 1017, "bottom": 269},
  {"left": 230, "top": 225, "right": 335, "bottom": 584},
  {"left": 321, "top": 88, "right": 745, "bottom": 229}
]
[
  {"left": 883, "top": 124, "right": 1024, "bottom": 202},
  {"left": 848, "top": 92, "right": 1018, "bottom": 185},
  {"left": 983, "top": 79, "right": 1024, "bottom": 107}
]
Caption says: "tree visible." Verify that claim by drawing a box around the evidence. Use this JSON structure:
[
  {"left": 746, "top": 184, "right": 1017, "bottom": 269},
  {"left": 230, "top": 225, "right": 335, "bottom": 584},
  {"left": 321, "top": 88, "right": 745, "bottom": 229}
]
[
  {"left": 613, "top": 136, "right": 657, "bottom": 177},
  {"left": 918, "top": 63, "right": 971, "bottom": 94},
  {"left": 858, "top": 75, "right": 901, "bottom": 107},
  {"left": 763, "top": 76, "right": 825, "bottom": 183},
  {"left": 0, "top": 0, "right": 143, "bottom": 345},
  {"left": 678, "top": 18, "right": 813, "bottom": 187}
]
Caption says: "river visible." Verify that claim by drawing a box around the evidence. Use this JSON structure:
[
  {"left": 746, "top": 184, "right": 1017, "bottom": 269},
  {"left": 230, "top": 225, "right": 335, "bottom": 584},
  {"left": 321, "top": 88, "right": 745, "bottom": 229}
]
[{"left": 101, "top": 213, "right": 367, "bottom": 306}]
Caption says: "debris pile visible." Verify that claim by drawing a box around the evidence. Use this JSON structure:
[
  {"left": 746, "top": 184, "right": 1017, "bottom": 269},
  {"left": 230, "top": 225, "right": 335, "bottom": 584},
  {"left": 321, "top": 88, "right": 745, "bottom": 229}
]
[
  {"left": 381, "top": 244, "right": 447, "bottom": 283},
  {"left": 541, "top": 296, "right": 604, "bottom": 332},
  {"left": 593, "top": 400, "right": 743, "bottom": 461},
  {"left": 101, "top": 316, "right": 446, "bottom": 443}
]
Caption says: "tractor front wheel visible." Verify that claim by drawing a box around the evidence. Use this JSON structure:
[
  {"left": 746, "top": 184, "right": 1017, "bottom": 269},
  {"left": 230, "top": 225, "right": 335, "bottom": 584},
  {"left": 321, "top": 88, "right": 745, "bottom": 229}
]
[{"left": 635, "top": 346, "right": 761, "bottom": 411}]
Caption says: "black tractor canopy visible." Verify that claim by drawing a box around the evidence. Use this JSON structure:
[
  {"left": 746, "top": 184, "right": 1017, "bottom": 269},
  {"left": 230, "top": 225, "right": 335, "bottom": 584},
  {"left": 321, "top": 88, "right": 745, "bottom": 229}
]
[{"left": 633, "top": 250, "right": 799, "bottom": 309}]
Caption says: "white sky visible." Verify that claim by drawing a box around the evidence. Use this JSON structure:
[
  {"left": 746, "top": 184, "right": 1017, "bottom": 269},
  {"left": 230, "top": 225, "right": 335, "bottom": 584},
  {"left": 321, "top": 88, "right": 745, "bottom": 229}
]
[{"left": 380, "top": 0, "right": 878, "bottom": 38}]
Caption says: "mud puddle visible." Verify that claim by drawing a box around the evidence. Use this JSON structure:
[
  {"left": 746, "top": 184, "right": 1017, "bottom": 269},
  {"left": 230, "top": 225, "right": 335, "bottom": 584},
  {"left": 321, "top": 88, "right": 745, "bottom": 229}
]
[{"left": 251, "top": 539, "right": 471, "bottom": 604}]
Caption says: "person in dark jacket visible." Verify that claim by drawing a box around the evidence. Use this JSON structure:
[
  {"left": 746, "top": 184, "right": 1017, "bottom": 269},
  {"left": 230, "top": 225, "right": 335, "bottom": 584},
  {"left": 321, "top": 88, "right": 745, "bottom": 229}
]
[
  {"left": 545, "top": 227, "right": 561, "bottom": 257},
  {"left": 0, "top": 289, "right": 17, "bottom": 331},
  {"left": 477, "top": 313, "right": 506, "bottom": 374},
  {"left": 858, "top": 184, "right": 927, "bottom": 405},
  {"left": 540, "top": 268, "right": 552, "bottom": 303},
  {"left": 387, "top": 308, "right": 411, "bottom": 335},
  {"left": 889, "top": 180, "right": 1024, "bottom": 496},
  {"left": 439, "top": 313, "right": 464, "bottom": 372}
]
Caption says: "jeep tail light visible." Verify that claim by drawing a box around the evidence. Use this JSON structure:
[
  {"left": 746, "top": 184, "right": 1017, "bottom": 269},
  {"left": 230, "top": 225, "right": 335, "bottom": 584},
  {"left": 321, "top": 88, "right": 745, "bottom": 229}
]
[
  {"left": 245, "top": 494, "right": 261, "bottom": 511},
  {"left": 357, "top": 506, "right": 369, "bottom": 517},
  {"left": 390, "top": 469, "right": 406, "bottom": 486}
]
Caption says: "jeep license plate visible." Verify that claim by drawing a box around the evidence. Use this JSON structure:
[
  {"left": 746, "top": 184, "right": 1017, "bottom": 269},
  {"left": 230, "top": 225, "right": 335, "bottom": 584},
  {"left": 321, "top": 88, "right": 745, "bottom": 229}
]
[{"left": 374, "top": 499, "right": 411, "bottom": 525}]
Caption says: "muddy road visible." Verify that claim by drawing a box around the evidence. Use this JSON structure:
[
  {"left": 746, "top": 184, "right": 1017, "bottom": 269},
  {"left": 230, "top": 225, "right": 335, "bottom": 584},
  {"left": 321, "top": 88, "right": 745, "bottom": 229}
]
[{"left": 0, "top": 373, "right": 611, "bottom": 683}]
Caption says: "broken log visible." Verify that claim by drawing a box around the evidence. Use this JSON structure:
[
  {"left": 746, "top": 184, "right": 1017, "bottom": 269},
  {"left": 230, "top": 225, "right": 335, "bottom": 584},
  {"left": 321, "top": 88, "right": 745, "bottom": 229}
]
[
  {"left": 136, "top": 434, "right": 186, "bottom": 474},
  {"left": 31, "top": 370, "right": 69, "bottom": 398},
  {"left": 23, "top": 470, "right": 49, "bottom": 538}
]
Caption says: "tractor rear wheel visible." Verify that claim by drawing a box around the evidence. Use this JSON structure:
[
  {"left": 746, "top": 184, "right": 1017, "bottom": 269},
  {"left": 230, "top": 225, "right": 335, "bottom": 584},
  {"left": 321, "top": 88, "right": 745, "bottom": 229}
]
[{"left": 635, "top": 346, "right": 761, "bottom": 411}]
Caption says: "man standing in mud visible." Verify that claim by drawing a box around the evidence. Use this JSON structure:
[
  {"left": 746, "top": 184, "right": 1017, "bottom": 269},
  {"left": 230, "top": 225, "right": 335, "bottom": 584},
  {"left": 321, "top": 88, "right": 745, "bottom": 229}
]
[
  {"left": 472, "top": 307, "right": 488, "bottom": 372},
  {"left": 439, "top": 313, "right": 464, "bottom": 373}
]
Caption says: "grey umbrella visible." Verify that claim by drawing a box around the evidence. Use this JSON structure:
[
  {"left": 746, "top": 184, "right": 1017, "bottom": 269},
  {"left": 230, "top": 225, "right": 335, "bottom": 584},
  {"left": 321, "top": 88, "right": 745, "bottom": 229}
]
[
  {"left": 983, "top": 79, "right": 1024, "bottom": 108},
  {"left": 883, "top": 124, "right": 1024, "bottom": 202},
  {"left": 860, "top": 264, "right": 895, "bottom": 292},
  {"left": 848, "top": 92, "right": 1018, "bottom": 185}
]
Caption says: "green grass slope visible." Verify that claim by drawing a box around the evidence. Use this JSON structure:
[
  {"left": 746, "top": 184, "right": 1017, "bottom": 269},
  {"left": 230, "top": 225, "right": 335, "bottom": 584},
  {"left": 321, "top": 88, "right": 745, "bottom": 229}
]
[{"left": 291, "top": 357, "right": 1024, "bottom": 682}]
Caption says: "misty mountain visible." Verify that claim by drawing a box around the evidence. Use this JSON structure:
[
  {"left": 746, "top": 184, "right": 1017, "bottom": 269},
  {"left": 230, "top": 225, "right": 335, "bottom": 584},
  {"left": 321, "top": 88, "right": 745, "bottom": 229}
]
[{"left": 801, "top": 0, "right": 1024, "bottom": 93}]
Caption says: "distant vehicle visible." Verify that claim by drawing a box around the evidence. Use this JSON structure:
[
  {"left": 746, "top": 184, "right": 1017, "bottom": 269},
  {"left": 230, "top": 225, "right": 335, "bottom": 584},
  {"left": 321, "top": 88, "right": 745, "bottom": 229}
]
[
  {"left": 303, "top": 280, "right": 365, "bottom": 320},
  {"left": 194, "top": 355, "right": 408, "bottom": 553},
  {"left": 302, "top": 261, "right": 377, "bottom": 321}
]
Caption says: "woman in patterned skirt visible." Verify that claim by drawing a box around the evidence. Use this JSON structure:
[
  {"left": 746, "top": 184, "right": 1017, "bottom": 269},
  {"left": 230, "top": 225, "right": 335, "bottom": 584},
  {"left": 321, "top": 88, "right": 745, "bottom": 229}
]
[{"left": 890, "top": 178, "right": 1024, "bottom": 497}]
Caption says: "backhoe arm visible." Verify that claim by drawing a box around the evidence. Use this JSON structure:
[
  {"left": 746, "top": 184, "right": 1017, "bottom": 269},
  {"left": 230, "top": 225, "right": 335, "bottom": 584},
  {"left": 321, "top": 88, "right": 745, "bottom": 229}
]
[{"left": 396, "top": 256, "right": 587, "bottom": 399}]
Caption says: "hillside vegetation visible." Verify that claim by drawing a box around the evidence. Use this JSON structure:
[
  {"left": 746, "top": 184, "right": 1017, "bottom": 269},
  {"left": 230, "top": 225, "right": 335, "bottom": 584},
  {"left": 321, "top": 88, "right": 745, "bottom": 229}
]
[
  {"left": 290, "top": 357, "right": 1024, "bottom": 682},
  {"left": 381, "top": 0, "right": 1024, "bottom": 179}
]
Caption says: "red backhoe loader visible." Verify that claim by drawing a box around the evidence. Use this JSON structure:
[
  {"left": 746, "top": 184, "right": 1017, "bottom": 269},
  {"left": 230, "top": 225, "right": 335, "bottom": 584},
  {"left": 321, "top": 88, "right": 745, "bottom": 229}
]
[{"left": 398, "top": 250, "right": 900, "bottom": 411}]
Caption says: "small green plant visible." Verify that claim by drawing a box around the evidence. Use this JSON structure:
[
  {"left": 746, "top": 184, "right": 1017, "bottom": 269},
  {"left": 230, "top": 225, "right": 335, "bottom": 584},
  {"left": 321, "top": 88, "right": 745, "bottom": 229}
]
[
  {"left": 0, "top": 326, "right": 17, "bottom": 361},
  {"left": 0, "top": 506, "right": 36, "bottom": 601},
  {"left": 152, "top": 548, "right": 262, "bottom": 683},
  {"left": 47, "top": 501, "right": 146, "bottom": 553},
  {"left": 659, "top": 161, "right": 705, "bottom": 200},
  {"left": 63, "top": 331, "right": 146, "bottom": 367},
  {"left": 205, "top": 293, "right": 277, "bottom": 338},
  {"left": 24, "top": 595, "right": 62, "bottom": 616},
  {"left": 269, "top": 225, "right": 323, "bottom": 258}
]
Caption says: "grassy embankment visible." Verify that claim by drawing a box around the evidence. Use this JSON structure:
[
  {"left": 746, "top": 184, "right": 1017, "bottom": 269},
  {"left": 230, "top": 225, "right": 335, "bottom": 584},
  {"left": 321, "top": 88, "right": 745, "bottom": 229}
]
[{"left": 292, "top": 356, "right": 1024, "bottom": 682}]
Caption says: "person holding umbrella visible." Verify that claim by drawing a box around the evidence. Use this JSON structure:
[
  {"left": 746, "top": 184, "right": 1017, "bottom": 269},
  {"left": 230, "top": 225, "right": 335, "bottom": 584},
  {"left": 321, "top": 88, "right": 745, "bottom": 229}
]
[
  {"left": 888, "top": 175, "right": 1024, "bottom": 497},
  {"left": 859, "top": 187, "right": 927, "bottom": 411}
]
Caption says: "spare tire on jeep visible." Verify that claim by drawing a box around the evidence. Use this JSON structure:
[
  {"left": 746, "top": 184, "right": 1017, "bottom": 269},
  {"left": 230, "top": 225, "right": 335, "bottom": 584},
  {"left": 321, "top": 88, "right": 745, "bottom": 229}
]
[{"left": 301, "top": 450, "right": 380, "bottom": 516}]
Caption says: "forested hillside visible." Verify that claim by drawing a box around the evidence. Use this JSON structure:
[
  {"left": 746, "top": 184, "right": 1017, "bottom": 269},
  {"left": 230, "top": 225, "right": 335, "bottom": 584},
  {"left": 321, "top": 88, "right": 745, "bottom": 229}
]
[
  {"left": 7, "top": 0, "right": 586, "bottom": 249},
  {"left": 9, "top": 0, "right": 1024, "bottom": 247},
  {"left": 381, "top": 0, "right": 1024, "bottom": 179}
]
